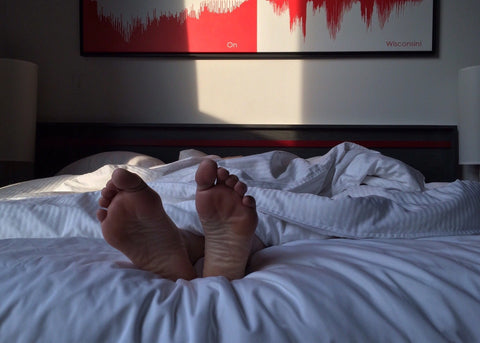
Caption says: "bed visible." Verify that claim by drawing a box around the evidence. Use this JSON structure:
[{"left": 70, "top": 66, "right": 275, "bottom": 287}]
[{"left": 1, "top": 123, "right": 479, "bottom": 343}]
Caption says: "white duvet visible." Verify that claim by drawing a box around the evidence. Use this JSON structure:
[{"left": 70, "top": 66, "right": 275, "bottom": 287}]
[{"left": 1, "top": 143, "right": 479, "bottom": 342}]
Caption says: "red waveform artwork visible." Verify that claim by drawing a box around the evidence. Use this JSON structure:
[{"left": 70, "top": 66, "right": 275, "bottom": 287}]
[
  {"left": 82, "top": 0, "right": 431, "bottom": 53},
  {"left": 82, "top": 0, "right": 257, "bottom": 53},
  {"left": 267, "top": 0, "right": 423, "bottom": 38}
]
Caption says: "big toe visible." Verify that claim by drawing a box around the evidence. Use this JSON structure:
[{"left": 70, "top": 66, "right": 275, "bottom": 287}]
[
  {"left": 195, "top": 159, "right": 218, "bottom": 191},
  {"left": 111, "top": 168, "right": 147, "bottom": 192}
]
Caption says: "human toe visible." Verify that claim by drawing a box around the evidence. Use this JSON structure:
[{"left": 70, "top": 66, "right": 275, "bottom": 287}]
[
  {"left": 242, "top": 195, "right": 256, "bottom": 209},
  {"left": 234, "top": 181, "right": 248, "bottom": 196},
  {"left": 96, "top": 208, "right": 107, "bottom": 222},
  {"left": 112, "top": 169, "right": 147, "bottom": 192},
  {"left": 224, "top": 174, "right": 239, "bottom": 188},
  {"left": 195, "top": 159, "right": 219, "bottom": 190},
  {"left": 101, "top": 187, "right": 117, "bottom": 201},
  {"left": 216, "top": 167, "right": 230, "bottom": 184}
]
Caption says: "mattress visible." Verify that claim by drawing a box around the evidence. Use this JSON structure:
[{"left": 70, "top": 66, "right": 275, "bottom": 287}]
[{"left": 1, "top": 143, "right": 479, "bottom": 342}]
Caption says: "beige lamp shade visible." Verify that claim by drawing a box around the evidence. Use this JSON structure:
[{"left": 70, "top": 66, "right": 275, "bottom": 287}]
[
  {"left": 458, "top": 65, "right": 480, "bottom": 165},
  {"left": 0, "top": 58, "right": 38, "bottom": 162}
]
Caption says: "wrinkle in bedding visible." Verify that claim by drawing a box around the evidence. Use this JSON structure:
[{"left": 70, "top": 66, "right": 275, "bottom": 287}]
[
  {"left": 1, "top": 143, "right": 480, "bottom": 342},
  {"left": 0, "top": 143, "right": 478, "bottom": 244},
  {"left": 1, "top": 237, "right": 480, "bottom": 342}
]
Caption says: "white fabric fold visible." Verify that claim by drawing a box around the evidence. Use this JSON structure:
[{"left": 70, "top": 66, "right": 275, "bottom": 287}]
[
  {"left": 1, "top": 143, "right": 480, "bottom": 343},
  {"left": 0, "top": 143, "right": 479, "bottom": 245}
]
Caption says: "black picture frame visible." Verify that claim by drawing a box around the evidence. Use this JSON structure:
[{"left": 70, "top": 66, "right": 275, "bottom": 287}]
[{"left": 80, "top": 0, "right": 438, "bottom": 58}]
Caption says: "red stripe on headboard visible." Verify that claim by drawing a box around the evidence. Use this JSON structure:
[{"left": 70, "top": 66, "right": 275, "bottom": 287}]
[
  {"left": 44, "top": 138, "right": 452, "bottom": 149},
  {"left": 148, "top": 139, "right": 452, "bottom": 149}
]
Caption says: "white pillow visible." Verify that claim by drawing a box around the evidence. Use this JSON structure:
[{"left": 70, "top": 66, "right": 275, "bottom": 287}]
[{"left": 57, "top": 151, "right": 164, "bottom": 175}]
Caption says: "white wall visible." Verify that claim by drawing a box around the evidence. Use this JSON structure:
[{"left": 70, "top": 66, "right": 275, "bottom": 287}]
[{"left": 3, "top": 0, "right": 480, "bottom": 125}]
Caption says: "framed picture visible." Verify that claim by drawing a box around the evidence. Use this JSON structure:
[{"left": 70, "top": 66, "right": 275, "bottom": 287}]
[{"left": 81, "top": 0, "right": 436, "bottom": 56}]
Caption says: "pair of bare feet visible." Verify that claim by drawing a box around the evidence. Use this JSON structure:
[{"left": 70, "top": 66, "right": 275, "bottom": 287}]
[{"left": 96, "top": 159, "right": 262, "bottom": 281}]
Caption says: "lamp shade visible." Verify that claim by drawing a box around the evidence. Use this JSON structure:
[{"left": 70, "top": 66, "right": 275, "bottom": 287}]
[
  {"left": 0, "top": 58, "right": 38, "bottom": 162},
  {"left": 458, "top": 65, "right": 480, "bottom": 165}
]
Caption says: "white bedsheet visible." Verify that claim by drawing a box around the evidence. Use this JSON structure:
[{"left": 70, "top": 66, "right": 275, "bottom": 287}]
[
  {"left": 1, "top": 143, "right": 480, "bottom": 342},
  {"left": 1, "top": 143, "right": 479, "bottom": 244},
  {"left": 1, "top": 236, "right": 480, "bottom": 342}
]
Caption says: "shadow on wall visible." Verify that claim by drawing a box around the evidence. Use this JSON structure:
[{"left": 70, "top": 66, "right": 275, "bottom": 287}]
[
  {"left": 4, "top": 0, "right": 231, "bottom": 124},
  {"left": 4, "top": 0, "right": 305, "bottom": 126},
  {"left": 78, "top": 0, "right": 217, "bottom": 123}
]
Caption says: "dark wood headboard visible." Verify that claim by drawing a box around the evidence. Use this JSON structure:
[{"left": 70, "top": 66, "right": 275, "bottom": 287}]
[{"left": 35, "top": 123, "right": 459, "bottom": 182}]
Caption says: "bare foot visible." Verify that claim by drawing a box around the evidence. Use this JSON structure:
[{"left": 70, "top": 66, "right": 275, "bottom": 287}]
[
  {"left": 195, "top": 159, "right": 259, "bottom": 280},
  {"left": 97, "top": 169, "right": 196, "bottom": 281}
]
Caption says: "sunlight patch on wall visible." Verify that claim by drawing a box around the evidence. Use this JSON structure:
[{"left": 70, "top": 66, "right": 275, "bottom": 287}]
[{"left": 195, "top": 60, "right": 303, "bottom": 124}]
